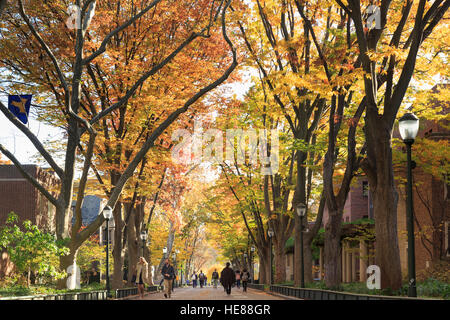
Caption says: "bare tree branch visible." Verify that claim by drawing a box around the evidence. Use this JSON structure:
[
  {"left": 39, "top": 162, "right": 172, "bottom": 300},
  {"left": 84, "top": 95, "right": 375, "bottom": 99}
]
[
  {"left": 0, "top": 101, "right": 64, "bottom": 178},
  {"left": 0, "top": 143, "right": 59, "bottom": 207}
]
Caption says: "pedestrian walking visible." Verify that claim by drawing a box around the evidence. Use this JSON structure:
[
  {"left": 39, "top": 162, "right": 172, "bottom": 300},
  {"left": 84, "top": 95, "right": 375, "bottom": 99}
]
[
  {"left": 220, "top": 262, "right": 235, "bottom": 296},
  {"left": 161, "top": 258, "right": 175, "bottom": 298},
  {"left": 241, "top": 268, "right": 250, "bottom": 292},
  {"left": 211, "top": 269, "right": 219, "bottom": 288},
  {"left": 191, "top": 272, "right": 198, "bottom": 288},
  {"left": 199, "top": 270, "right": 205, "bottom": 288},
  {"left": 235, "top": 270, "right": 241, "bottom": 289},
  {"left": 135, "top": 257, "right": 149, "bottom": 299}
]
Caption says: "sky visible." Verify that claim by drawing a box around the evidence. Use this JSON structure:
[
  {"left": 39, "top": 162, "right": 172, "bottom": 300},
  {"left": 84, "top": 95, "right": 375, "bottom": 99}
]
[
  {"left": 0, "top": 68, "right": 253, "bottom": 168},
  {"left": 0, "top": 95, "right": 65, "bottom": 165}
]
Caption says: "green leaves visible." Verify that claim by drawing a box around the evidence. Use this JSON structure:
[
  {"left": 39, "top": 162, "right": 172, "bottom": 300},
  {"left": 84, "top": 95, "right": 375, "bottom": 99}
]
[{"left": 0, "top": 212, "right": 68, "bottom": 286}]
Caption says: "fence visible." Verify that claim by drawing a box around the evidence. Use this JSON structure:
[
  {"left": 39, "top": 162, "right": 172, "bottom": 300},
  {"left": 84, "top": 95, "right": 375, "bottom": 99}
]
[
  {"left": 0, "top": 285, "right": 162, "bottom": 300},
  {"left": 247, "top": 283, "right": 265, "bottom": 291},
  {"left": 269, "top": 285, "right": 425, "bottom": 300},
  {"left": 115, "top": 285, "right": 160, "bottom": 299}
]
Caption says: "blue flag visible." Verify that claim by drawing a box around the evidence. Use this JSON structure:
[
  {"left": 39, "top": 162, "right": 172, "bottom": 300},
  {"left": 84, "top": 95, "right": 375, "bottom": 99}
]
[{"left": 8, "top": 94, "right": 32, "bottom": 124}]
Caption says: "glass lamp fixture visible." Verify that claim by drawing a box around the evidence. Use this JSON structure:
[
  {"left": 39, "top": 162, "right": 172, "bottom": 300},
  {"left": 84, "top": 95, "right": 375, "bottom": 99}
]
[
  {"left": 398, "top": 113, "right": 419, "bottom": 141},
  {"left": 102, "top": 205, "right": 113, "bottom": 220},
  {"left": 296, "top": 203, "right": 306, "bottom": 217},
  {"left": 140, "top": 230, "right": 148, "bottom": 241}
]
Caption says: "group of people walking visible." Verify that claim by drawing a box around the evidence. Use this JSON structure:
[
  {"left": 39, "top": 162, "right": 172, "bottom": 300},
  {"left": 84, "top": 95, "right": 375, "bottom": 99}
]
[
  {"left": 190, "top": 270, "right": 208, "bottom": 288},
  {"left": 190, "top": 263, "right": 251, "bottom": 296},
  {"left": 133, "top": 257, "right": 252, "bottom": 299}
]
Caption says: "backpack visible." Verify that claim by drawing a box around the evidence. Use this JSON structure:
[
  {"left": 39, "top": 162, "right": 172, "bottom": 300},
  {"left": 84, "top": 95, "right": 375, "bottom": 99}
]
[{"left": 241, "top": 272, "right": 249, "bottom": 281}]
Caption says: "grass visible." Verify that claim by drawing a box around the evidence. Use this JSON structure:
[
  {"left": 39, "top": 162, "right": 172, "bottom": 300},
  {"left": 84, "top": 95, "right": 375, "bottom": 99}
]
[
  {"left": 273, "top": 278, "right": 450, "bottom": 299},
  {"left": 0, "top": 282, "right": 106, "bottom": 298}
]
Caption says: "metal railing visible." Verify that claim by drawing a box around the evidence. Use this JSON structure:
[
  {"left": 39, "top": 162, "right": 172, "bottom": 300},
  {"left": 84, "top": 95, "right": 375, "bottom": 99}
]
[
  {"left": 269, "top": 285, "right": 426, "bottom": 300},
  {"left": 247, "top": 283, "right": 265, "bottom": 291},
  {"left": 115, "top": 287, "right": 138, "bottom": 299}
]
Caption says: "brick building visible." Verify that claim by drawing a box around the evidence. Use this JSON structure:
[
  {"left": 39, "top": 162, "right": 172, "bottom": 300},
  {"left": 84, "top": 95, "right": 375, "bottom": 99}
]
[
  {"left": 0, "top": 164, "right": 59, "bottom": 232},
  {"left": 395, "top": 88, "right": 450, "bottom": 274},
  {"left": 321, "top": 176, "right": 373, "bottom": 227}
]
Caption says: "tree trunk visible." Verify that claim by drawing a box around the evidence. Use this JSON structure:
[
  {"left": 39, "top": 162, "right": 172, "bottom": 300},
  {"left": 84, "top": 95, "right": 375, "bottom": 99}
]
[
  {"left": 258, "top": 252, "right": 267, "bottom": 285},
  {"left": 372, "top": 174, "right": 402, "bottom": 290},
  {"left": 364, "top": 117, "right": 403, "bottom": 290},
  {"left": 324, "top": 209, "right": 342, "bottom": 289},
  {"left": 293, "top": 217, "right": 302, "bottom": 286},
  {"left": 126, "top": 207, "right": 138, "bottom": 287},
  {"left": 273, "top": 238, "right": 286, "bottom": 283},
  {"left": 112, "top": 203, "right": 124, "bottom": 289},
  {"left": 156, "top": 221, "right": 175, "bottom": 282},
  {"left": 57, "top": 246, "right": 78, "bottom": 289},
  {"left": 303, "top": 238, "right": 314, "bottom": 284}
]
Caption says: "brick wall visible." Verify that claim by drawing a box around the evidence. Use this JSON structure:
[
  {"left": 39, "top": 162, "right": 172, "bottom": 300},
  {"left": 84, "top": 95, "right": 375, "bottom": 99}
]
[
  {"left": 397, "top": 168, "right": 450, "bottom": 275},
  {"left": 322, "top": 176, "right": 370, "bottom": 226},
  {"left": 0, "top": 165, "right": 59, "bottom": 231}
]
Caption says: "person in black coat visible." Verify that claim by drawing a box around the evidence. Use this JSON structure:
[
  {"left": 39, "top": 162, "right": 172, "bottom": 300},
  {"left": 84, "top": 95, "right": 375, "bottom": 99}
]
[{"left": 220, "top": 262, "right": 235, "bottom": 295}]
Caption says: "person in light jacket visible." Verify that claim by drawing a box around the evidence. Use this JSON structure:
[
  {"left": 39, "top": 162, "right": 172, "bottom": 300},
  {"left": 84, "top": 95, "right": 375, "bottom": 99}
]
[{"left": 136, "top": 257, "right": 149, "bottom": 299}]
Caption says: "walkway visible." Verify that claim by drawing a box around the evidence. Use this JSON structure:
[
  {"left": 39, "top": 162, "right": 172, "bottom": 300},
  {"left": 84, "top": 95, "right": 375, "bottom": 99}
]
[{"left": 125, "top": 285, "right": 296, "bottom": 300}]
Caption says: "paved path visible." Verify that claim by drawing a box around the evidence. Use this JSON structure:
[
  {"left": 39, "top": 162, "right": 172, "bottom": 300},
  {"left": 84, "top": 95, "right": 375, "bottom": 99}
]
[{"left": 126, "top": 286, "right": 294, "bottom": 300}]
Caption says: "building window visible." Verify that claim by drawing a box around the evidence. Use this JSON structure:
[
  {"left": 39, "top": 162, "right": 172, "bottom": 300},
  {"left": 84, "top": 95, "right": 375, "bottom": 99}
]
[{"left": 362, "top": 181, "right": 369, "bottom": 197}]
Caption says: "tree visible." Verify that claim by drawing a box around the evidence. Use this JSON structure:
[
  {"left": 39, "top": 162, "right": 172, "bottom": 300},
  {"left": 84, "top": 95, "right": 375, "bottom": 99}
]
[
  {"left": 335, "top": 0, "right": 449, "bottom": 290},
  {"left": 0, "top": 0, "right": 237, "bottom": 288},
  {"left": 0, "top": 213, "right": 68, "bottom": 287},
  {"left": 235, "top": 0, "right": 335, "bottom": 285}
]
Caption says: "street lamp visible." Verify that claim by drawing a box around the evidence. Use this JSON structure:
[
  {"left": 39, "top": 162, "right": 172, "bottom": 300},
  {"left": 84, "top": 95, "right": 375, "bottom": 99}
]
[
  {"left": 250, "top": 246, "right": 255, "bottom": 283},
  {"left": 399, "top": 112, "right": 419, "bottom": 297},
  {"left": 296, "top": 203, "right": 306, "bottom": 288},
  {"left": 140, "top": 230, "right": 148, "bottom": 257},
  {"left": 163, "top": 247, "right": 167, "bottom": 259},
  {"left": 267, "top": 228, "right": 274, "bottom": 285},
  {"left": 102, "top": 205, "right": 113, "bottom": 298}
]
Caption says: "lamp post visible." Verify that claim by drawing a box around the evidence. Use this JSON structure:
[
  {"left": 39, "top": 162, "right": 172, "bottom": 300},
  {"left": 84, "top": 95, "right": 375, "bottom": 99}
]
[
  {"left": 267, "top": 228, "right": 274, "bottom": 285},
  {"left": 250, "top": 246, "right": 255, "bottom": 283},
  {"left": 399, "top": 112, "right": 419, "bottom": 297},
  {"left": 296, "top": 203, "right": 306, "bottom": 288},
  {"left": 243, "top": 253, "right": 247, "bottom": 269},
  {"left": 163, "top": 247, "right": 167, "bottom": 259},
  {"left": 140, "top": 230, "right": 148, "bottom": 257},
  {"left": 102, "top": 205, "right": 113, "bottom": 298},
  {"left": 180, "top": 262, "right": 184, "bottom": 286}
]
